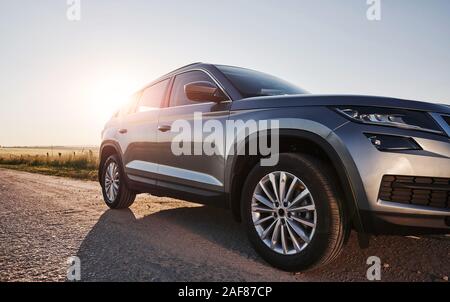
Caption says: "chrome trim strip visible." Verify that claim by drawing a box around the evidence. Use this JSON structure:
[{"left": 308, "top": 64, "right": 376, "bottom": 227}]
[
  {"left": 126, "top": 160, "right": 223, "bottom": 187},
  {"left": 158, "top": 164, "right": 223, "bottom": 186},
  {"left": 430, "top": 113, "right": 450, "bottom": 137},
  {"left": 126, "top": 160, "right": 158, "bottom": 174},
  {"left": 378, "top": 199, "right": 450, "bottom": 216},
  {"left": 158, "top": 100, "right": 232, "bottom": 111}
]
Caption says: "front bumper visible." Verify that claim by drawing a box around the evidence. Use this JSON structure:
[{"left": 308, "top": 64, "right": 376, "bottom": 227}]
[{"left": 333, "top": 120, "right": 450, "bottom": 234}]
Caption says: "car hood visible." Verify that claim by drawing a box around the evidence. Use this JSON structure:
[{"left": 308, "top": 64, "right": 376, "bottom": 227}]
[{"left": 230, "top": 94, "right": 450, "bottom": 114}]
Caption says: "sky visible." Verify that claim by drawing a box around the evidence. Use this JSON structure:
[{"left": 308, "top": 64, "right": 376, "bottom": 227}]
[{"left": 0, "top": 0, "right": 449, "bottom": 146}]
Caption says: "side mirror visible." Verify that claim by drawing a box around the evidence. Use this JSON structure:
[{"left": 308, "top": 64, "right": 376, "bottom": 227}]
[{"left": 185, "top": 81, "right": 228, "bottom": 103}]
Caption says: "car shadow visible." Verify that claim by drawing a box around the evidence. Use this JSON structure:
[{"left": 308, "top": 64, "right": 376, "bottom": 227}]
[
  {"left": 75, "top": 205, "right": 265, "bottom": 281},
  {"left": 75, "top": 204, "right": 450, "bottom": 282}
]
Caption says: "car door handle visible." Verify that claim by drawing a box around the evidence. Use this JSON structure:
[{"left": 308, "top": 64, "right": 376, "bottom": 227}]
[
  {"left": 118, "top": 128, "right": 128, "bottom": 134},
  {"left": 158, "top": 125, "right": 171, "bottom": 132}
]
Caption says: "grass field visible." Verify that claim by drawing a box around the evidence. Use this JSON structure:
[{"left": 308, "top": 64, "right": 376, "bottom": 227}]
[{"left": 0, "top": 147, "right": 99, "bottom": 181}]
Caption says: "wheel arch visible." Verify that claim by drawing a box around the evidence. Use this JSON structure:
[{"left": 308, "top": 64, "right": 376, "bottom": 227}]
[
  {"left": 226, "top": 129, "right": 365, "bottom": 232},
  {"left": 98, "top": 141, "right": 123, "bottom": 184}
]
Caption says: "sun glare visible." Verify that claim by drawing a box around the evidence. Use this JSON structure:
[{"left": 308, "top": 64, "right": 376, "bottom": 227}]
[{"left": 90, "top": 76, "right": 140, "bottom": 123}]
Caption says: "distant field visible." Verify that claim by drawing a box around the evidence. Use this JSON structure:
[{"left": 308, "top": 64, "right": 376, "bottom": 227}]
[
  {"left": 0, "top": 147, "right": 99, "bottom": 181},
  {"left": 0, "top": 146, "right": 99, "bottom": 157}
]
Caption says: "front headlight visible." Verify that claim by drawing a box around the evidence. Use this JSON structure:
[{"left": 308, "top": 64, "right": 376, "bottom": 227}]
[{"left": 335, "top": 106, "right": 443, "bottom": 134}]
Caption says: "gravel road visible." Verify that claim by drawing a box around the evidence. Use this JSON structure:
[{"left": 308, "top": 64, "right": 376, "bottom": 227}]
[{"left": 0, "top": 168, "right": 448, "bottom": 282}]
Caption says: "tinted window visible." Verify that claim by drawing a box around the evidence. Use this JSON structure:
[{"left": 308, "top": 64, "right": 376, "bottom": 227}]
[
  {"left": 170, "top": 71, "right": 219, "bottom": 107},
  {"left": 137, "top": 79, "right": 169, "bottom": 112},
  {"left": 216, "top": 65, "right": 308, "bottom": 99}
]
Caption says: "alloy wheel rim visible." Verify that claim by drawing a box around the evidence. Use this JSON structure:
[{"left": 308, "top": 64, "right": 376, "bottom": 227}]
[
  {"left": 104, "top": 162, "right": 120, "bottom": 202},
  {"left": 251, "top": 171, "right": 317, "bottom": 255}
]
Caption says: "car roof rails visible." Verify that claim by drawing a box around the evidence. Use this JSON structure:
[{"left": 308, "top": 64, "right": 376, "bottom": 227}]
[{"left": 168, "top": 62, "right": 204, "bottom": 74}]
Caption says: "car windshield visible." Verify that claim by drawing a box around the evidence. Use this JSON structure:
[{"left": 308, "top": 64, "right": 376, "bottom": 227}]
[{"left": 216, "top": 65, "right": 308, "bottom": 99}]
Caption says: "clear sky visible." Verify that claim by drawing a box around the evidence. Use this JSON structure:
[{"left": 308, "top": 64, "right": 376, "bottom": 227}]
[{"left": 1, "top": 0, "right": 449, "bottom": 146}]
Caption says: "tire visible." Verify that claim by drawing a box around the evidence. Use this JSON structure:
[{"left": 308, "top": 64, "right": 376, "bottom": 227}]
[
  {"left": 101, "top": 154, "right": 136, "bottom": 209},
  {"left": 241, "top": 153, "right": 348, "bottom": 272}
]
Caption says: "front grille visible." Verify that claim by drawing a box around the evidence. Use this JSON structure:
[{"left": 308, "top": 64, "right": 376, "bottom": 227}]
[{"left": 379, "top": 175, "right": 450, "bottom": 209}]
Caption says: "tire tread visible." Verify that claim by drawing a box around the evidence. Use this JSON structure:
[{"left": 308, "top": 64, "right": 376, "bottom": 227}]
[{"left": 288, "top": 153, "right": 348, "bottom": 270}]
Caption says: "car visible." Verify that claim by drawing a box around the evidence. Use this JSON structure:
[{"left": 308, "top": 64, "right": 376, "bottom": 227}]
[{"left": 99, "top": 63, "right": 450, "bottom": 271}]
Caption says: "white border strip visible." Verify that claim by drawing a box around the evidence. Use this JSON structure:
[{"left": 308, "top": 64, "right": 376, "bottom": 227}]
[{"left": 126, "top": 160, "right": 223, "bottom": 187}]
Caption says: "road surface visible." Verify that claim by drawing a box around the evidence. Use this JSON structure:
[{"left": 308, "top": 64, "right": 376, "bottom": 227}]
[{"left": 0, "top": 168, "right": 448, "bottom": 282}]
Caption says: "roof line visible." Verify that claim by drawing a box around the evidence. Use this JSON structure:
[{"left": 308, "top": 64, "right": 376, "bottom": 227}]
[{"left": 167, "top": 62, "right": 203, "bottom": 74}]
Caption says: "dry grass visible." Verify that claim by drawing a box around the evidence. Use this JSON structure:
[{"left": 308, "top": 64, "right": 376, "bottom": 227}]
[{"left": 0, "top": 147, "right": 99, "bottom": 181}]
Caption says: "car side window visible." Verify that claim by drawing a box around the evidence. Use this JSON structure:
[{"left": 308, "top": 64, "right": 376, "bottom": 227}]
[
  {"left": 137, "top": 79, "right": 169, "bottom": 112},
  {"left": 117, "top": 91, "right": 142, "bottom": 118},
  {"left": 169, "top": 71, "right": 218, "bottom": 107}
]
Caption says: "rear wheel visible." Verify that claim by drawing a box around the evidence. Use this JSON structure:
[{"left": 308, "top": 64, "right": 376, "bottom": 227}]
[
  {"left": 241, "top": 153, "right": 348, "bottom": 271},
  {"left": 101, "top": 154, "right": 136, "bottom": 209}
]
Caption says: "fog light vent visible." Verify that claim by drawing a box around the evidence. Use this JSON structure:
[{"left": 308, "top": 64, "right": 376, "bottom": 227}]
[{"left": 365, "top": 134, "right": 421, "bottom": 151}]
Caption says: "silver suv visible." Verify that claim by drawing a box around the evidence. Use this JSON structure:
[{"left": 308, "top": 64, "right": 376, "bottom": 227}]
[{"left": 99, "top": 63, "right": 450, "bottom": 271}]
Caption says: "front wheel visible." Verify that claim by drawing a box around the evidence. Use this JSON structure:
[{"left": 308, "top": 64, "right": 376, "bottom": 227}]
[
  {"left": 241, "top": 153, "right": 348, "bottom": 272},
  {"left": 101, "top": 154, "right": 136, "bottom": 209}
]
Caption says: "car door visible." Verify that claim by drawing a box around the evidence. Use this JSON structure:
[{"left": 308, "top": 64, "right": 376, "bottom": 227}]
[
  {"left": 121, "top": 78, "right": 171, "bottom": 185},
  {"left": 156, "top": 70, "right": 232, "bottom": 194}
]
